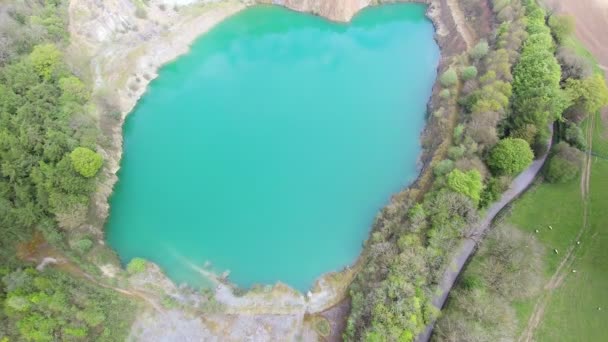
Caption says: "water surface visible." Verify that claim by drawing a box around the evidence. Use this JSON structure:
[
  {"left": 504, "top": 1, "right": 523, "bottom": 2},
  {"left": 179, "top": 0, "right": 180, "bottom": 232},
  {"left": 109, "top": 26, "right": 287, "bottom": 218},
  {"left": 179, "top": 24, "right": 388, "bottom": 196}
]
[{"left": 106, "top": 4, "right": 439, "bottom": 291}]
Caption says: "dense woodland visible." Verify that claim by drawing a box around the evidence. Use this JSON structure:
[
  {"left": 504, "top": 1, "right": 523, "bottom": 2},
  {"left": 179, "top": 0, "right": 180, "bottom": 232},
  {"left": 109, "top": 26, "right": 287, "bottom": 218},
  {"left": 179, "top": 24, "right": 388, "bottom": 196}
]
[
  {"left": 0, "top": 1, "right": 136, "bottom": 341},
  {"left": 344, "top": 0, "right": 608, "bottom": 341}
]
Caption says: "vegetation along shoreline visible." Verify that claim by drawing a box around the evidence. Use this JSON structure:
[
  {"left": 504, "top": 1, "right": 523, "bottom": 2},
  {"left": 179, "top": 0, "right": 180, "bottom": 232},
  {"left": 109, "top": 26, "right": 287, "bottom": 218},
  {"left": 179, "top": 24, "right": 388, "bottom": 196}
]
[{"left": 1, "top": 0, "right": 607, "bottom": 341}]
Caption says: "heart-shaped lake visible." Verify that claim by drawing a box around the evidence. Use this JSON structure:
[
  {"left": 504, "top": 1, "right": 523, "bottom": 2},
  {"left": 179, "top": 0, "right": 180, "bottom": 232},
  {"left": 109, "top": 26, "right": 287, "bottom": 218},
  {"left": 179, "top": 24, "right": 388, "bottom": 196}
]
[{"left": 106, "top": 3, "right": 439, "bottom": 291}]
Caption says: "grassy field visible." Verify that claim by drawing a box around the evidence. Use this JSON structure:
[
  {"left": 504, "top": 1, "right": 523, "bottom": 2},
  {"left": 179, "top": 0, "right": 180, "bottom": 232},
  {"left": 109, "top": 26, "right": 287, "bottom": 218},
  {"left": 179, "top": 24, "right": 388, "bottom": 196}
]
[
  {"left": 531, "top": 158, "right": 608, "bottom": 341},
  {"left": 507, "top": 178, "right": 584, "bottom": 275},
  {"left": 506, "top": 175, "right": 584, "bottom": 334},
  {"left": 502, "top": 110, "right": 608, "bottom": 340}
]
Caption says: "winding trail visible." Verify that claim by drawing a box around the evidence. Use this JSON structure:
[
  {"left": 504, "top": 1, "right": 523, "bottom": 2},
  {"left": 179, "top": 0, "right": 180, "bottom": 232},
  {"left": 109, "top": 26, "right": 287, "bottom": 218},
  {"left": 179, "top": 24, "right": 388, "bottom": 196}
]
[{"left": 417, "top": 126, "right": 553, "bottom": 342}]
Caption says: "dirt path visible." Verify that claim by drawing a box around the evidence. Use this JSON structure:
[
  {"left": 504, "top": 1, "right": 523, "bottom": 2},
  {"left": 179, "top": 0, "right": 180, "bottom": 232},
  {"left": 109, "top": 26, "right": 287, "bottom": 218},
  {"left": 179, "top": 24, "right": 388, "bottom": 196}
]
[
  {"left": 445, "top": 0, "right": 475, "bottom": 48},
  {"left": 30, "top": 244, "right": 164, "bottom": 312},
  {"left": 417, "top": 126, "right": 554, "bottom": 342}
]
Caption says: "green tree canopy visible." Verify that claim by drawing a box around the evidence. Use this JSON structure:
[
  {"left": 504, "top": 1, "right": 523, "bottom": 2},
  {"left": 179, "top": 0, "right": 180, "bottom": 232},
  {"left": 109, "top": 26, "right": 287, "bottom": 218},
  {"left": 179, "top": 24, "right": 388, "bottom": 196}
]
[
  {"left": 461, "top": 66, "right": 478, "bottom": 81},
  {"left": 440, "top": 68, "right": 458, "bottom": 87},
  {"left": 127, "top": 258, "right": 147, "bottom": 274},
  {"left": 545, "top": 142, "right": 583, "bottom": 183},
  {"left": 488, "top": 138, "right": 534, "bottom": 175},
  {"left": 69, "top": 147, "right": 103, "bottom": 178},
  {"left": 446, "top": 169, "right": 484, "bottom": 204},
  {"left": 565, "top": 74, "right": 608, "bottom": 115},
  {"left": 470, "top": 40, "right": 489, "bottom": 60},
  {"left": 29, "top": 44, "right": 62, "bottom": 80},
  {"left": 548, "top": 15, "right": 575, "bottom": 43}
]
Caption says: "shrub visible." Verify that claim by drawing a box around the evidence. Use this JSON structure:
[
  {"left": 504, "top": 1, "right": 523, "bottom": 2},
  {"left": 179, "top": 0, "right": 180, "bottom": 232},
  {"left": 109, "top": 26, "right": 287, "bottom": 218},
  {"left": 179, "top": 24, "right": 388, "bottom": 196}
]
[
  {"left": 557, "top": 46, "right": 593, "bottom": 79},
  {"left": 453, "top": 124, "right": 465, "bottom": 143},
  {"left": 564, "top": 122, "right": 586, "bottom": 150},
  {"left": 313, "top": 317, "right": 331, "bottom": 337},
  {"left": 470, "top": 40, "right": 489, "bottom": 60},
  {"left": 461, "top": 273, "right": 485, "bottom": 290},
  {"left": 440, "top": 89, "right": 451, "bottom": 99},
  {"left": 487, "top": 138, "right": 534, "bottom": 175},
  {"left": 434, "top": 159, "right": 455, "bottom": 176},
  {"left": 461, "top": 66, "right": 478, "bottom": 81},
  {"left": 479, "top": 176, "right": 507, "bottom": 207},
  {"left": 440, "top": 68, "right": 458, "bottom": 87},
  {"left": 70, "top": 147, "right": 103, "bottom": 178},
  {"left": 448, "top": 145, "right": 466, "bottom": 160},
  {"left": 545, "top": 142, "right": 583, "bottom": 183},
  {"left": 127, "top": 258, "right": 147, "bottom": 274},
  {"left": 565, "top": 74, "right": 608, "bottom": 115},
  {"left": 548, "top": 15, "right": 574, "bottom": 43},
  {"left": 73, "top": 239, "right": 93, "bottom": 253},
  {"left": 446, "top": 169, "right": 483, "bottom": 204}
]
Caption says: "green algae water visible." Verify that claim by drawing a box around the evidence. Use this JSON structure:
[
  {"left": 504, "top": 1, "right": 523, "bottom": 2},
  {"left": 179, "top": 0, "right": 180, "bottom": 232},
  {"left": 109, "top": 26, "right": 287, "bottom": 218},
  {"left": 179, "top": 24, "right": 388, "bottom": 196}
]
[{"left": 106, "top": 4, "right": 439, "bottom": 291}]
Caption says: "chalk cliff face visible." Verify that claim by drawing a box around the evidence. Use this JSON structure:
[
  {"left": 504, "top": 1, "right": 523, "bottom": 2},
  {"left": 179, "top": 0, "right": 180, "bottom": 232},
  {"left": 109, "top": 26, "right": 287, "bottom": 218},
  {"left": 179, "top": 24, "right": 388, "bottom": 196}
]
[{"left": 261, "top": 0, "right": 371, "bottom": 22}]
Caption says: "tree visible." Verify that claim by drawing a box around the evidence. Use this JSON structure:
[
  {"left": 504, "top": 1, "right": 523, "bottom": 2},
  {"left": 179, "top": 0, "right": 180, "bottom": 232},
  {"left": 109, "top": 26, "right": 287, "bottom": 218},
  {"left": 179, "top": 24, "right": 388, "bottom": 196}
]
[
  {"left": 564, "top": 122, "right": 586, "bottom": 150},
  {"left": 59, "top": 76, "right": 88, "bottom": 104},
  {"left": 565, "top": 74, "right": 608, "bottom": 115},
  {"left": 461, "top": 66, "right": 478, "bottom": 81},
  {"left": 545, "top": 142, "right": 582, "bottom": 183},
  {"left": 1, "top": 268, "right": 136, "bottom": 341},
  {"left": 470, "top": 40, "right": 489, "bottom": 60},
  {"left": 127, "top": 258, "right": 147, "bottom": 274},
  {"left": 510, "top": 4, "right": 565, "bottom": 141},
  {"left": 440, "top": 68, "right": 458, "bottom": 87},
  {"left": 446, "top": 169, "right": 483, "bottom": 204},
  {"left": 29, "top": 44, "right": 62, "bottom": 80},
  {"left": 434, "top": 159, "right": 455, "bottom": 176},
  {"left": 69, "top": 147, "right": 103, "bottom": 178},
  {"left": 548, "top": 15, "right": 575, "bottom": 43},
  {"left": 557, "top": 46, "right": 593, "bottom": 80},
  {"left": 487, "top": 138, "right": 534, "bottom": 175}
]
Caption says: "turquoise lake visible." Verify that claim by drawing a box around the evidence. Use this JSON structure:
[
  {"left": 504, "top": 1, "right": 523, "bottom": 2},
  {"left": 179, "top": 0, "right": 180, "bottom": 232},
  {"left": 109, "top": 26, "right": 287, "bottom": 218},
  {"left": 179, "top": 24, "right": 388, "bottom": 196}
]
[{"left": 106, "top": 4, "right": 439, "bottom": 291}]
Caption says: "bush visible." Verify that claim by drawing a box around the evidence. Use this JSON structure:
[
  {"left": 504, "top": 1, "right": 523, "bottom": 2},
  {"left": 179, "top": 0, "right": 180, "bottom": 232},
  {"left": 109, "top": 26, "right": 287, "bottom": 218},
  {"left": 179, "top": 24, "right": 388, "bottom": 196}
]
[
  {"left": 446, "top": 169, "right": 483, "bottom": 204},
  {"left": 548, "top": 15, "right": 574, "bottom": 43},
  {"left": 448, "top": 145, "right": 466, "bottom": 160},
  {"left": 126, "top": 258, "right": 147, "bottom": 274},
  {"left": 479, "top": 176, "right": 507, "bottom": 207},
  {"left": 565, "top": 74, "right": 608, "bottom": 115},
  {"left": 564, "top": 122, "right": 586, "bottom": 150},
  {"left": 70, "top": 147, "right": 103, "bottom": 178},
  {"left": 470, "top": 40, "right": 489, "bottom": 60},
  {"left": 557, "top": 46, "right": 593, "bottom": 80},
  {"left": 440, "top": 89, "right": 451, "bottom": 99},
  {"left": 73, "top": 239, "right": 93, "bottom": 253},
  {"left": 487, "top": 138, "right": 534, "bottom": 175},
  {"left": 440, "top": 68, "right": 458, "bottom": 87},
  {"left": 461, "top": 66, "right": 478, "bottom": 81},
  {"left": 453, "top": 124, "right": 465, "bottom": 143},
  {"left": 545, "top": 142, "right": 583, "bottom": 183},
  {"left": 434, "top": 159, "right": 455, "bottom": 176}
]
